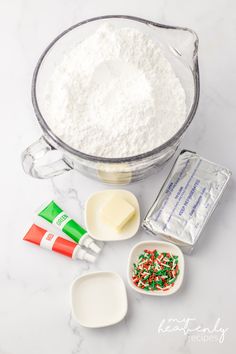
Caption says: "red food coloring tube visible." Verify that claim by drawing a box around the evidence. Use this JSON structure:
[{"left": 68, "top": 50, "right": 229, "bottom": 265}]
[{"left": 23, "top": 224, "right": 96, "bottom": 263}]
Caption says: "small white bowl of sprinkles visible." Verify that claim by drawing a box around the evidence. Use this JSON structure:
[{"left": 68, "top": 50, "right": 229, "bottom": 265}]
[{"left": 127, "top": 240, "right": 184, "bottom": 296}]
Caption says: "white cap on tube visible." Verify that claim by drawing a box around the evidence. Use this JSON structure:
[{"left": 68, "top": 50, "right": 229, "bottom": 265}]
[
  {"left": 88, "top": 241, "right": 101, "bottom": 254},
  {"left": 80, "top": 234, "right": 101, "bottom": 254},
  {"left": 75, "top": 245, "right": 96, "bottom": 263},
  {"left": 84, "top": 253, "right": 96, "bottom": 263}
]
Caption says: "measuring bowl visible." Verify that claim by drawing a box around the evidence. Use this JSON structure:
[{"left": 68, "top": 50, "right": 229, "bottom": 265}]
[{"left": 22, "top": 15, "right": 199, "bottom": 184}]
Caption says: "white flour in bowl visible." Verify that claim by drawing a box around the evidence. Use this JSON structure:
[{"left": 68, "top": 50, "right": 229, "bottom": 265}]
[{"left": 43, "top": 23, "right": 186, "bottom": 158}]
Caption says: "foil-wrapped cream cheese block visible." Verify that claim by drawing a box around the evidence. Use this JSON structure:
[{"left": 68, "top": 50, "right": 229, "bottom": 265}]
[{"left": 142, "top": 150, "right": 231, "bottom": 253}]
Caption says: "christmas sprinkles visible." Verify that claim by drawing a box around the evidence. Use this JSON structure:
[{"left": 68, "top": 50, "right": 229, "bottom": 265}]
[{"left": 132, "top": 249, "right": 179, "bottom": 292}]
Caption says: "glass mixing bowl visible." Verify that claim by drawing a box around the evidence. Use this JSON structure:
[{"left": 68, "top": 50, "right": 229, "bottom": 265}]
[{"left": 22, "top": 15, "right": 199, "bottom": 184}]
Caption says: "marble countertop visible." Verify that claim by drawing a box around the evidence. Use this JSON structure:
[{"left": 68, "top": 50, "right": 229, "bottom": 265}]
[{"left": 1, "top": 0, "right": 235, "bottom": 353}]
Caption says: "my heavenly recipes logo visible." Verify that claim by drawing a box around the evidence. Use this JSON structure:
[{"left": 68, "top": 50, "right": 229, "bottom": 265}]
[{"left": 158, "top": 318, "right": 228, "bottom": 344}]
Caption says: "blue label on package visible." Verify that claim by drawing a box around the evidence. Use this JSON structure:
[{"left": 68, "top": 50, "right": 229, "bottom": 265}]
[{"left": 142, "top": 150, "right": 231, "bottom": 253}]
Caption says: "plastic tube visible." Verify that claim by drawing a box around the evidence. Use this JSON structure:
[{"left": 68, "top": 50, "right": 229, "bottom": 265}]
[
  {"left": 23, "top": 224, "right": 96, "bottom": 263},
  {"left": 38, "top": 200, "right": 101, "bottom": 253}
]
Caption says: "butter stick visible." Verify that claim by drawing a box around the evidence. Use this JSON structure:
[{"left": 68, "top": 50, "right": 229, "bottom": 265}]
[{"left": 101, "top": 195, "right": 135, "bottom": 231}]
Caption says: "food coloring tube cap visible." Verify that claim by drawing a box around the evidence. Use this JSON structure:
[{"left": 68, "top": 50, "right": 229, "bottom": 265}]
[
  {"left": 89, "top": 241, "right": 101, "bottom": 254},
  {"left": 84, "top": 253, "right": 96, "bottom": 263}
]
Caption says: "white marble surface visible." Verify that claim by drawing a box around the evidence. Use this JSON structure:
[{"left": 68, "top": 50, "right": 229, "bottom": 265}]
[{"left": 1, "top": 0, "right": 236, "bottom": 353}]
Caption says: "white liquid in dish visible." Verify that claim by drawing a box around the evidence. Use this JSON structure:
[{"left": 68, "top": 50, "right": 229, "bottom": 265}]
[{"left": 71, "top": 272, "right": 127, "bottom": 328}]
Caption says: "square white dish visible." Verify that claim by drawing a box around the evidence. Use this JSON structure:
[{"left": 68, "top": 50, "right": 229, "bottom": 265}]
[
  {"left": 70, "top": 271, "right": 128, "bottom": 328},
  {"left": 85, "top": 190, "right": 140, "bottom": 241},
  {"left": 127, "top": 240, "right": 184, "bottom": 296}
]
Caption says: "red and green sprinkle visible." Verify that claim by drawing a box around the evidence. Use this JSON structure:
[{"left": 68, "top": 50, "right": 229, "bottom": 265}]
[{"left": 132, "top": 249, "right": 179, "bottom": 292}]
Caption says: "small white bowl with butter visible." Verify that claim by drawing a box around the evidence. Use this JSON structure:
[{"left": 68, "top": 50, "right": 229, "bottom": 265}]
[{"left": 85, "top": 190, "right": 140, "bottom": 241}]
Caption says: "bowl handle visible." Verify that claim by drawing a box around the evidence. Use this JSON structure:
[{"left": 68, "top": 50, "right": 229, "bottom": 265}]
[{"left": 22, "top": 136, "right": 72, "bottom": 178}]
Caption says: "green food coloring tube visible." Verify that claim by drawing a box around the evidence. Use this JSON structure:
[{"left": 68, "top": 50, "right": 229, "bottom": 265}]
[{"left": 38, "top": 200, "right": 101, "bottom": 253}]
